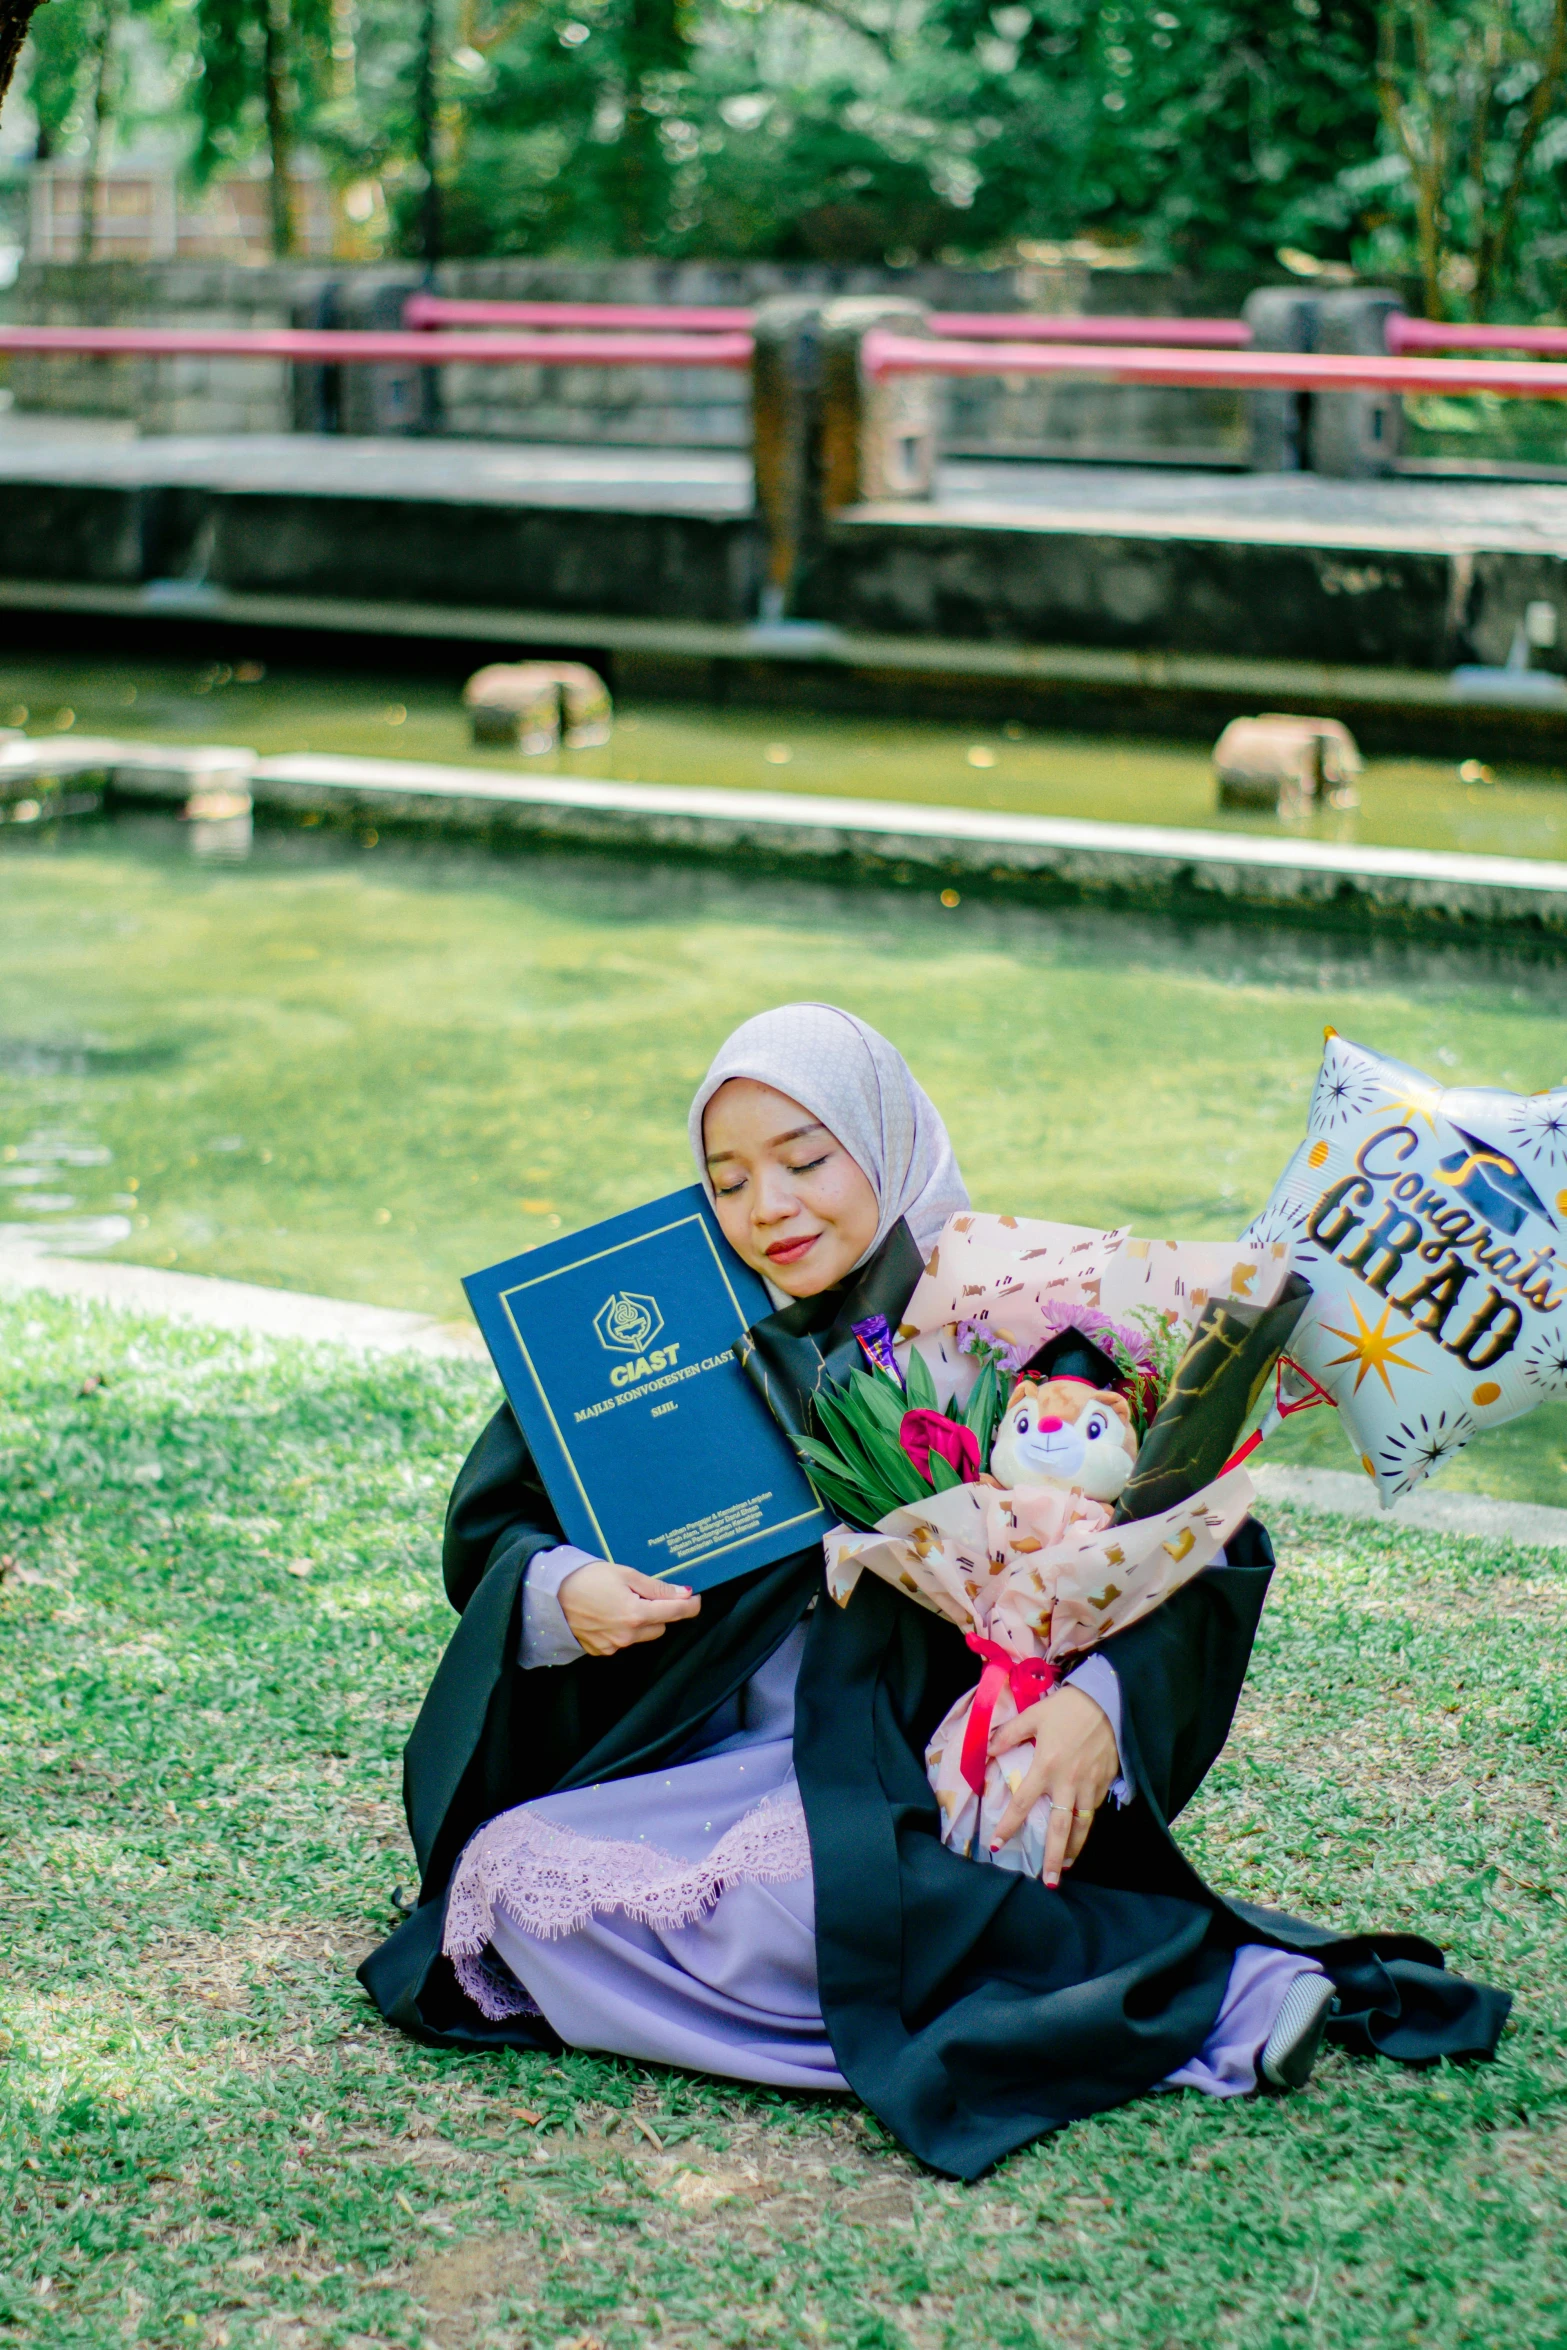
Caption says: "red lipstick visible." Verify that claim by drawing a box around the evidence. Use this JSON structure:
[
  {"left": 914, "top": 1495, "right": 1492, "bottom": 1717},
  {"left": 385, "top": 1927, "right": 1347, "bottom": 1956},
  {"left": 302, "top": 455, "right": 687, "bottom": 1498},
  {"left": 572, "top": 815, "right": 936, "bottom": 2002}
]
[{"left": 765, "top": 1233, "right": 818, "bottom": 1264}]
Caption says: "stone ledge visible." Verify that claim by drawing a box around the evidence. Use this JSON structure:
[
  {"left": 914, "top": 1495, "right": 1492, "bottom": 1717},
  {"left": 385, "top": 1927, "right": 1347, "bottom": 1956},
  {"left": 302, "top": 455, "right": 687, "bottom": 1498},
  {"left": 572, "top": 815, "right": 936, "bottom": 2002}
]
[
  {"left": 0, "top": 1247, "right": 485, "bottom": 1359},
  {"left": 13, "top": 731, "right": 1567, "bottom": 935},
  {"left": 204, "top": 749, "right": 1567, "bottom": 934},
  {"left": 1252, "top": 1463, "right": 1567, "bottom": 1550}
]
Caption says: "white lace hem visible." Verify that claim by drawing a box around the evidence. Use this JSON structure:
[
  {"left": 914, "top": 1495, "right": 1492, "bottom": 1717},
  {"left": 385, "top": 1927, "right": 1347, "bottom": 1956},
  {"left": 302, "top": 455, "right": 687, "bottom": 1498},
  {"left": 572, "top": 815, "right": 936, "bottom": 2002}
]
[{"left": 444, "top": 1789, "right": 813, "bottom": 2018}]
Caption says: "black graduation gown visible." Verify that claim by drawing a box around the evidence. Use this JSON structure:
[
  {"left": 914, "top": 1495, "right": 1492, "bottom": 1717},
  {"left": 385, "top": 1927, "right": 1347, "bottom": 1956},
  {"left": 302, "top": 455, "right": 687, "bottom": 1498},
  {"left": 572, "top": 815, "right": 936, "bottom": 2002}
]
[{"left": 359, "top": 1228, "right": 1511, "bottom": 2181}]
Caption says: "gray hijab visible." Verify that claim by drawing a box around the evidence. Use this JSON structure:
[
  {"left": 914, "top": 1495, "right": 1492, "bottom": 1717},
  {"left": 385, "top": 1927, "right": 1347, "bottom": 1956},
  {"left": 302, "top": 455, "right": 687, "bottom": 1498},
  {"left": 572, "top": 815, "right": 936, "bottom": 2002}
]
[{"left": 687, "top": 1002, "right": 969, "bottom": 1269}]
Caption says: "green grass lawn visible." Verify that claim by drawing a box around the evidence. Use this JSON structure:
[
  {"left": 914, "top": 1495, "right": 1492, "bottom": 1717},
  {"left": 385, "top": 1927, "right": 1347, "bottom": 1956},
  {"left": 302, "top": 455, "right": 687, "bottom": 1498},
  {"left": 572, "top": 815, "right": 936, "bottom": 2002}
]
[{"left": 2, "top": 1294, "right": 1565, "bottom": 2349}]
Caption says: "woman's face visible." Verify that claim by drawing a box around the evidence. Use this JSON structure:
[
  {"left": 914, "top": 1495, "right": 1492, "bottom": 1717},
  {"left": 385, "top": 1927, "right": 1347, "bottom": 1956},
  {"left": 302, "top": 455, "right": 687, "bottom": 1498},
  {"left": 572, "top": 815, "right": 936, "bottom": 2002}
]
[{"left": 703, "top": 1079, "right": 879, "bottom": 1297}]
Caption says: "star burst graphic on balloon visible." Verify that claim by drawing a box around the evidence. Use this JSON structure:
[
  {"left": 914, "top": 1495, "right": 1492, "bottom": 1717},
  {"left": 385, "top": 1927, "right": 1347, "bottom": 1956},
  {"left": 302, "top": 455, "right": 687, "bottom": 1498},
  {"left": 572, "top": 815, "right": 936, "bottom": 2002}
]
[
  {"left": 1310, "top": 1066, "right": 1379, "bottom": 1132},
  {"left": 1522, "top": 1322, "right": 1567, "bottom": 1394},
  {"left": 1320, "top": 1296, "right": 1428, "bottom": 1395},
  {"left": 1244, "top": 1194, "right": 1316, "bottom": 1266},
  {"left": 1376, "top": 1076, "right": 1445, "bottom": 1131},
  {"left": 1506, "top": 1094, "right": 1567, "bottom": 1169},
  {"left": 1378, "top": 1406, "right": 1477, "bottom": 1496}
]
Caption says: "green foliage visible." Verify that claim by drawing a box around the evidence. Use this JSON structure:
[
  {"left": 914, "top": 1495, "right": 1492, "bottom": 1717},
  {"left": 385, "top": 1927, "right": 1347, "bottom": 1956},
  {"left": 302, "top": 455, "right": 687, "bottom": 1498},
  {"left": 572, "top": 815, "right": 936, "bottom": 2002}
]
[
  {"left": 23, "top": 0, "right": 96, "bottom": 155},
  {"left": 1369, "top": 0, "right": 1567, "bottom": 319},
  {"left": 189, "top": 0, "right": 338, "bottom": 259},
  {"left": 22, "top": 0, "right": 181, "bottom": 165},
  {"left": 796, "top": 1353, "right": 1008, "bottom": 1529},
  {"left": 909, "top": 0, "right": 1385, "bottom": 270},
  {"left": 15, "top": 0, "right": 1566, "bottom": 296}
]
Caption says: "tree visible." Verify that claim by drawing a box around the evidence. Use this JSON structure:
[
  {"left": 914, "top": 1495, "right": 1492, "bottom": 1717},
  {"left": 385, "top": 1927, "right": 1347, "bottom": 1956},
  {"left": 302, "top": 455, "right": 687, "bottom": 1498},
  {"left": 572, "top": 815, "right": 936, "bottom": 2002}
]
[
  {"left": 75, "top": 0, "right": 120, "bottom": 256},
  {"left": 1, "top": 0, "right": 50, "bottom": 126},
  {"left": 1376, "top": 0, "right": 1567, "bottom": 317},
  {"left": 190, "top": 0, "right": 333, "bottom": 257},
  {"left": 919, "top": 0, "right": 1383, "bottom": 273},
  {"left": 436, "top": 0, "right": 699, "bottom": 257}
]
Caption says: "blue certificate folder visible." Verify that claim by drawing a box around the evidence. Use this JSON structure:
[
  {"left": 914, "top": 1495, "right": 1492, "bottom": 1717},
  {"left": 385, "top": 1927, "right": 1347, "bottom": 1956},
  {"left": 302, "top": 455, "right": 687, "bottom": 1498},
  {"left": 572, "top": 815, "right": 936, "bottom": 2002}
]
[{"left": 462, "top": 1185, "right": 828, "bottom": 1592}]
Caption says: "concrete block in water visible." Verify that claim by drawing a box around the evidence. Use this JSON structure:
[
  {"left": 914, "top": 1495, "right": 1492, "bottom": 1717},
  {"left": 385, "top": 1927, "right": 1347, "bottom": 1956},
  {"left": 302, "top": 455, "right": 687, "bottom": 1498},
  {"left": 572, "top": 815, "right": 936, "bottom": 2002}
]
[
  {"left": 462, "top": 661, "right": 612, "bottom": 752},
  {"left": 1214, "top": 713, "right": 1362, "bottom": 814}
]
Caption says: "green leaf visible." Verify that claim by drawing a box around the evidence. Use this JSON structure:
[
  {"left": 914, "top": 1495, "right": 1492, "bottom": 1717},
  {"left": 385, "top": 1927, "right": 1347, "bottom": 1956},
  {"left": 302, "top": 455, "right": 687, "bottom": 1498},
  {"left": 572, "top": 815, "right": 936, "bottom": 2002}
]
[
  {"left": 812, "top": 1388, "right": 893, "bottom": 1497},
  {"left": 806, "top": 1392, "right": 919, "bottom": 1516},
  {"left": 792, "top": 1438, "right": 882, "bottom": 1526},
  {"left": 941, "top": 1363, "right": 1003, "bottom": 1471},
  {"left": 861, "top": 1422, "right": 929, "bottom": 1506},
  {"left": 927, "top": 1450, "right": 964, "bottom": 1493},
  {"left": 905, "top": 1346, "right": 938, "bottom": 1413},
  {"left": 850, "top": 1367, "right": 909, "bottom": 1439}
]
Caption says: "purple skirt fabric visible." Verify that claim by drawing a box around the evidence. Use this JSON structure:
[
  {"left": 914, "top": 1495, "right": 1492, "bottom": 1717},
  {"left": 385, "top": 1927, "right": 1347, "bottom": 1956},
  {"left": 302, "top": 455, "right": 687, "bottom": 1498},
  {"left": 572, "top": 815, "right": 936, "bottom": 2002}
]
[{"left": 443, "top": 1622, "right": 1319, "bottom": 2099}]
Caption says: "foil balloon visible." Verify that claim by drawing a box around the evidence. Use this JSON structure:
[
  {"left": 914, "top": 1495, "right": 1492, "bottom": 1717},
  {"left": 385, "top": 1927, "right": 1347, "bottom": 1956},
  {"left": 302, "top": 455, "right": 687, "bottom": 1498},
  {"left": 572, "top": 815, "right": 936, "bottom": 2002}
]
[{"left": 1242, "top": 1030, "right": 1567, "bottom": 1503}]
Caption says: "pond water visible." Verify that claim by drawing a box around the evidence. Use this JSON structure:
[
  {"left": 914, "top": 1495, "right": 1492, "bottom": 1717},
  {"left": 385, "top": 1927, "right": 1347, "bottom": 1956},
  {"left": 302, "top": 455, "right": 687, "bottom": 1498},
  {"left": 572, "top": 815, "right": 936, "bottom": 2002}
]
[
  {"left": 6, "top": 650, "right": 1567, "bottom": 859},
  {"left": 4, "top": 804, "right": 1567, "bottom": 1503}
]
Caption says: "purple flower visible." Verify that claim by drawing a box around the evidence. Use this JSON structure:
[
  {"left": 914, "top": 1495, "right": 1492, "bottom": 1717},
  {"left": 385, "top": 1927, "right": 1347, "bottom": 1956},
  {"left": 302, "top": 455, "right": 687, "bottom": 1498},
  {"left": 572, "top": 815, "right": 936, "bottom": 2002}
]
[
  {"left": 1034, "top": 1300, "right": 1154, "bottom": 1369},
  {"left": 955, "top": 1319, "right": 1033, "bottom": 1375}
]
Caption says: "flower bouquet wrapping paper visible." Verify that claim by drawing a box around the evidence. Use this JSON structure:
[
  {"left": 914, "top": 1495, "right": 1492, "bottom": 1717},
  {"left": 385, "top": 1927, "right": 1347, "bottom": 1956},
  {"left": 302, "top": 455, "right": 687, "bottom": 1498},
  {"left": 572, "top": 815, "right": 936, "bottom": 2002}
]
[
  {"left": 810, "top": 1213, "right": 1302, "bottom": 1877},
  {"left": 825, "top": 1467, "right": 1256, "bottom": 1874}
]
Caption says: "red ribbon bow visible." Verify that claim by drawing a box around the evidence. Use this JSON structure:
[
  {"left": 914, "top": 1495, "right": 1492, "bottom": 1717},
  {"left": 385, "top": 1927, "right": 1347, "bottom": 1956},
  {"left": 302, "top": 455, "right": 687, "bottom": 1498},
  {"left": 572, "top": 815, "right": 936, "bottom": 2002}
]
[{"left": 958, "top": 1632, "right": 1060, "bottom": 1798}]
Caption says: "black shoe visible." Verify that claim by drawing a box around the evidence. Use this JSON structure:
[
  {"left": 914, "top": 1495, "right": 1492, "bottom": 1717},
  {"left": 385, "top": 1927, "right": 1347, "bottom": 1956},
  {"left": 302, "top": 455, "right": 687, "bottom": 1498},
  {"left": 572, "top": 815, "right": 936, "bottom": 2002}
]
[{"left": 1259, "top": 1972, "right": 1335, "bottom": 2093}]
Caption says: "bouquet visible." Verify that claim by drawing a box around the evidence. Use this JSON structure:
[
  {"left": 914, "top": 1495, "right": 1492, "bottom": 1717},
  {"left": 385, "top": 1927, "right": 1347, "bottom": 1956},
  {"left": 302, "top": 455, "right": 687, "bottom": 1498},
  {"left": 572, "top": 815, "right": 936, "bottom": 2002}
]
[{"left": 797, "top": 1215, "right": 1307, "bottom": 1876}]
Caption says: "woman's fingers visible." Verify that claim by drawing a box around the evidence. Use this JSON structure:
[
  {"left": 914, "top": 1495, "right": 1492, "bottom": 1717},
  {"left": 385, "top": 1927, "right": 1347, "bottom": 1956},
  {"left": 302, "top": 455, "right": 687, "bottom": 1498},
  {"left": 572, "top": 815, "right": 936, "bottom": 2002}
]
[
  {"left": 988, "top": 1705, "right": 1043, "bottom": 1757},
  {"left": 624, "top": 1569, "right": 695, "bottom": 1604},
  {"left": 1040, "top": 1791, "right": 1077, "bottom": 1889},
  {"left": 559, "top": 1558, "right": 701, "bottom": 1653},
  {"left": 991, "top": 1752, "right": 1050, "bottom": 1848},
  {"left": 990, "top": 1760, "right": 1097, "bottom": 1884},
  {"left": 631, "top": 1585, "right": 702, "bottom": 1621}
]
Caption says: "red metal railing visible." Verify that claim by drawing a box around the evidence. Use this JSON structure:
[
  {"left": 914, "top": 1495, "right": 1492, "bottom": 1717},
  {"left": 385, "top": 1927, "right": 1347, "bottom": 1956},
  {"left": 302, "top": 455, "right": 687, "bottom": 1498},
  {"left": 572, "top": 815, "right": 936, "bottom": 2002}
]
[
  {"left": 0, "top": 323, "right": 754, "bottom": 369},
  {"left": 927, "top": 312, "right": 1252, "bottom": 346},
  {"left": 1386, "top": 313, "right": 1567, "bottom": 359},
  {"left": 10, "top": 314, "right": 1567, "bottom": 401},
  {"left": 403, "top": 292, "right": 754, "bottom": 334},
  {"left": 401, "top": 292, "right": 1253, "bottom": 347},
  {"left": 860, "top": 329, "right": 1567, "bottom": 400}
]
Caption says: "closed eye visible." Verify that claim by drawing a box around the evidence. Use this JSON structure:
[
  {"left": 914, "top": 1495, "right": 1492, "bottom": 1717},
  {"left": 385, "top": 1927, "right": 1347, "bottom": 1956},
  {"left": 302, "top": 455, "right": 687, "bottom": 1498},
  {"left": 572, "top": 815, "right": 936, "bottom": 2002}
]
[{"left": 787, "top": 1154, "right": 829, "bottom": 1176}]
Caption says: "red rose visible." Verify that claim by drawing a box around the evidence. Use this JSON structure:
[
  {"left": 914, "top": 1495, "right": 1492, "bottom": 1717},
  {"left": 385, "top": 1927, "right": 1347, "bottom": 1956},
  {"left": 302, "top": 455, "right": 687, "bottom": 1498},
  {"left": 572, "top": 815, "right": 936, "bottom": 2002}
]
[{"left": 899, "top": 1409, "right": 981, "bottom": 1487}]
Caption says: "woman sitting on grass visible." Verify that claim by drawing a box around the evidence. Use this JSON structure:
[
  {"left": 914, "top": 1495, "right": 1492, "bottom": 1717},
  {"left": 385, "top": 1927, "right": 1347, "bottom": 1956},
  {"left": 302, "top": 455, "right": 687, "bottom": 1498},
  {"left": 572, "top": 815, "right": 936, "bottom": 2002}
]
[{"left": 361, "top": 1004, "right": 1508, "bottom": 2180}]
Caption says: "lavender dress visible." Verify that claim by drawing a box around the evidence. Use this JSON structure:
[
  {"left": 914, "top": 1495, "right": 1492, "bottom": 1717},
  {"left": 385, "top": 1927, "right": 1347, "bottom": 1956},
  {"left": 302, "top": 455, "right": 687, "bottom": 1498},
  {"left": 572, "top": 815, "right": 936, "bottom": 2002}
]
[{"left": 442, "top": 1549, "right": 1320, "bottom": 2098}]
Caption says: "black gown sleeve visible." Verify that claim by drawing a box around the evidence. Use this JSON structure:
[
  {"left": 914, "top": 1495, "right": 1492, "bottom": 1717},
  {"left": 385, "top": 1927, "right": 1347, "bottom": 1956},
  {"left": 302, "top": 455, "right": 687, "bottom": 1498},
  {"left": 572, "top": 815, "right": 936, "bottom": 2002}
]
[{"left": 442, "top": 1398, "right": 566, "bottom": 1615}]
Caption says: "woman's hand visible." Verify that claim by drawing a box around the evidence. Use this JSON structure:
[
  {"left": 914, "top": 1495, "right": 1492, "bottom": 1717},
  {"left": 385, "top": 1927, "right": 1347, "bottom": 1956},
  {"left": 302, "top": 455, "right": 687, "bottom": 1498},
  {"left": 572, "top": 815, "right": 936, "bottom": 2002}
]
[
  {"left": 989, "top": 1684, "right": 1118, "bottom": 1889},
  {"left": 559, "top": 1559, "right": 701, "bottom": 1657}
]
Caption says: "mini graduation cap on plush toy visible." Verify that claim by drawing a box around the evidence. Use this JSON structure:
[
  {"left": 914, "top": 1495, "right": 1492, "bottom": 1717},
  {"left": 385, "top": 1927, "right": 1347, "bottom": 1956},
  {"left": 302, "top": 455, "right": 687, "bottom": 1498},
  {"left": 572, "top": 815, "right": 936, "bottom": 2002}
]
[{"left": 989, "top": 1328, "right": 1141, "bottom": 1505}]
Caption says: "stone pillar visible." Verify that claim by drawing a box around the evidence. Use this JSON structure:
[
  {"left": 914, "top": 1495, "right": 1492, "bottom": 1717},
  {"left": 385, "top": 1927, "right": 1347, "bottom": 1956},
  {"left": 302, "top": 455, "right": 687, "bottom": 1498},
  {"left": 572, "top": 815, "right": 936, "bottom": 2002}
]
[
  {"left": 1242, "top": 287, "right": 1315, "bottom": 471},
  {"left": 818, "top": 297, "right": 937, "bottom": 511},
  {"left": 334, "top": 273, "right": 434, "bottom": 436},
  {"left": 1308, "top": 288, "right": 1405, "bottom": 478},
  {"left": 750, "top": 295, "right": 935, "bottom": 622},
  {"left": 750, "top": 296, "right": 826, "bottom": 623}
]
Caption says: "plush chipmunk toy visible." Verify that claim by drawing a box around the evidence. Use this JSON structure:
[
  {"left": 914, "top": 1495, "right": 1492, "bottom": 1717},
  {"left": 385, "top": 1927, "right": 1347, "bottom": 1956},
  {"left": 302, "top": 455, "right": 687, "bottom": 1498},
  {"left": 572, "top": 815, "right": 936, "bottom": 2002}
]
[
  {"left": 988, "top": 1376, "right": 1138, "bottom": 1504},
  {"left": 982, "top": 1324, "right": 1142, "bottom": 1506}
]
